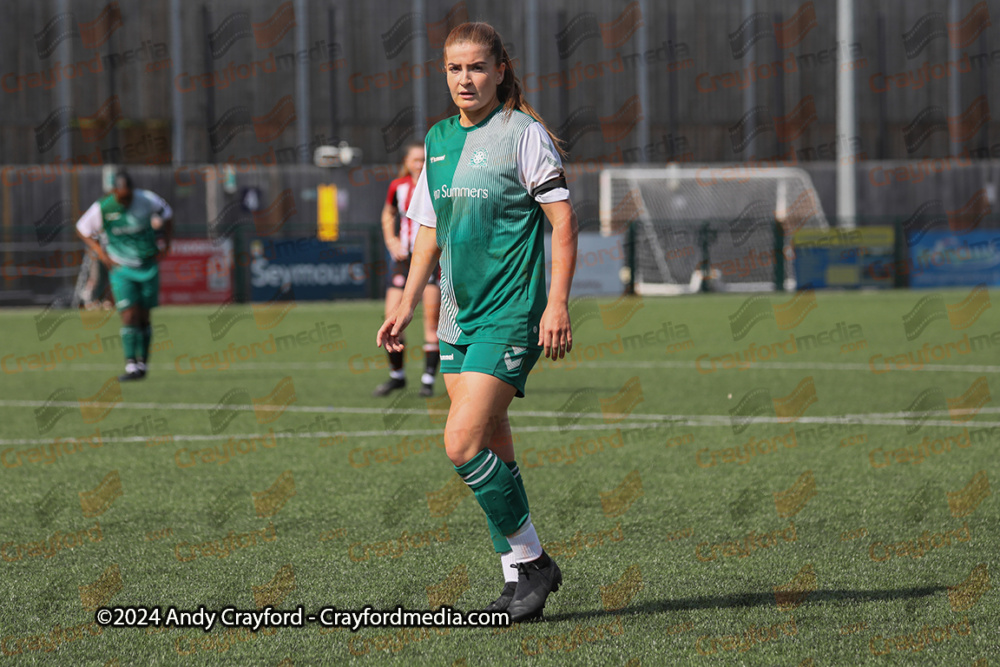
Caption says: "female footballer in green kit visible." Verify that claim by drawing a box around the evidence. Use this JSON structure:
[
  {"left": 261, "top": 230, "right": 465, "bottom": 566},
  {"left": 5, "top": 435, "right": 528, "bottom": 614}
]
[{"left": 377, "top": 22, "right": 578, "bottom": 622}]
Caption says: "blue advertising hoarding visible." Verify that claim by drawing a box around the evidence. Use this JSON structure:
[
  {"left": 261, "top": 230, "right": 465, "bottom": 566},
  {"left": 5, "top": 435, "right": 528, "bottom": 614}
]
[
  {"left": 250, "top": 238, "right": 368, "bottom": 301},
  {"left": 908, "top": 232, "right": 1000, "bottom": 288}
]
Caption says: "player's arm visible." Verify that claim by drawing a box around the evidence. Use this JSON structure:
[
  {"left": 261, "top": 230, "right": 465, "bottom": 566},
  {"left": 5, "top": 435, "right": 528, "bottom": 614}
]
[
  {"left": 75, "top": 202, "right": 116, "bottom": 269},
  {"left": 377, "top": 225, "right": 440, "bottom": 352},
  {"left": 539, "top": 200, "right": 578, "bottom": 359},
  {"left": 377, "top": 159, "right": 438, "bottom": 351},
  {"left": 519, "top": 122, "right": 577, "bottom": 359},
  {"left": 155, "top": 216, "right": 173, "bottom": 260},
  {"left": 149, "top": 192, "right": 174, "bottom": 259},
  {"left": 79, "top": 234, "right": 114, "bottom": 268},
  {"left": 381, "top": 202, "right": 407, "bottom": 261}
]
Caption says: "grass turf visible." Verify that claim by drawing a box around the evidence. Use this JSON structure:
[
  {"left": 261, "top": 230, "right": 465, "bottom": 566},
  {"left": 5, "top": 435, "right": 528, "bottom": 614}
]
[{"left": 0, "top": 290, "right": 997, "bottom": 665}]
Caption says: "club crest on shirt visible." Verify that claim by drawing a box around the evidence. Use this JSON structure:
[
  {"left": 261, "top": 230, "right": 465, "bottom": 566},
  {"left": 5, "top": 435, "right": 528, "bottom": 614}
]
[{"left": 469, "top": 148, "right": 489, "bottom": 168}]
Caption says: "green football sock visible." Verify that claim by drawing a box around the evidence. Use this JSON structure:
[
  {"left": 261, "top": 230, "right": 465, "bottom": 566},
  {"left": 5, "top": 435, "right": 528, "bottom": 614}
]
[
  {"left": 456, "top": 450, "right": 529, "bottom": 537},
  {"left": 139, "top": 324, "right": 152, "bottom": 362},
  {"left": 485, "top": 461, "right": 529, "bottom": 553},
  {"left": 487, "top": 518, "right": 509, "bottom": 553},
  {"left": 120, "top": 326, "right": 140, "bottom": 362},
  {"left": 509, "top": 460, "right": 528, "bottom": 508}
]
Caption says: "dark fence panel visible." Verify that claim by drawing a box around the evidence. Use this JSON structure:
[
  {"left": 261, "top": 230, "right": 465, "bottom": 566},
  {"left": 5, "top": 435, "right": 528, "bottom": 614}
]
[{"left": 1, "top": 0, "right": 997, "bottom": 165}]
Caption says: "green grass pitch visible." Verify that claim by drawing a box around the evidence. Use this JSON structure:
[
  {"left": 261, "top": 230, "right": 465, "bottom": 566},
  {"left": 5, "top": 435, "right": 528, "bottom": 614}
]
[{"left": 0, "top": 290, "right": 996, "bottom": 665}]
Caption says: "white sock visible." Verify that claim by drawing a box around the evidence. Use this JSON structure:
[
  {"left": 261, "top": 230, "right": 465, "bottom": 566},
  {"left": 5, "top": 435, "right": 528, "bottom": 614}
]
[
  {"left": 136, "top": 361, "right": 147, "bottom": 371},
  {"left": 389, "top": 369, "right": 405, "bottom": 380},
  {"left": 501, "top": 551, "right": 518, "bottom": 583},
  {"left": 125, "top": 361, "right": 139, "bottom": 374},
  {"left": 507, "top": 516, "right": 543, "bottom": 563},
  {"left": 421, "top": 372, "right": 434, "bottom": 385}
]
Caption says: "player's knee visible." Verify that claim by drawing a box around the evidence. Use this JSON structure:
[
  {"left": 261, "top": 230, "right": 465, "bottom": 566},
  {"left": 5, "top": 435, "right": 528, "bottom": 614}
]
[{"left": 444, "top": 424, "right": 483, "bottom": 466}]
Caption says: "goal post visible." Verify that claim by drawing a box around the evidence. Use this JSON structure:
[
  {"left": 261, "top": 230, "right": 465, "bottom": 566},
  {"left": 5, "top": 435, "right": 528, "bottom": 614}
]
[{"left": 599, "top": 166, "right": 829, "bottom": 295}]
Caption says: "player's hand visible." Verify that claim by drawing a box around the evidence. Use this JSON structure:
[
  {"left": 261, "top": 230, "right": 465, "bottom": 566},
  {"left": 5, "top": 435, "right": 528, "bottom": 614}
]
[
  {"left": 154, "top": 239, "right": 171, "bottom": 262},
  {"left": 151, "top": 214, "right": 164, "bottom": 230},
  {"left": 538, "top": 302, "right": 572, "bottom": 359},
  {"left": 100, "top": 253, "right": 119, "bottom": 270},
  {"left": 390, "top": 241, "right": 410, "bottom": 262},
  {"left": 377, "top": 307, "right": 413, "bottom": 352}
]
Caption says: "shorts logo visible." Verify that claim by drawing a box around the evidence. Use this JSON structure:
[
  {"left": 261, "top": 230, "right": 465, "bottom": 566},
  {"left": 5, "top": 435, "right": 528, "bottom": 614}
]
[
  {"left": 504, "top": 347, "right": 525, "bottom": 371},
  {"left": 440, "top": 353, "right": 454, "bottom": 361},
  {"left": 430, "top": 155, "right": 446, "bottom": 163},
  {"left": 469, "top": 148, "right": 489, "bottom": 168}
]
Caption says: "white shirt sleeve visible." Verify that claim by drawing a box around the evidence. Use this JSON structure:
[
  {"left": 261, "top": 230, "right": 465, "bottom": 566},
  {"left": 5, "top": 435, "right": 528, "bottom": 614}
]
[
  {"left": 406, "top": 161, "right": 437, "bottom": 228},
  {"left": 75, "top": 202, "right": 103, "bottom": 238},
  {"left": 140, "top": 189, "right": 173, "bottom": 219},
  {"left": 518, "top": 122, "right": 569, "bottom": 203}
]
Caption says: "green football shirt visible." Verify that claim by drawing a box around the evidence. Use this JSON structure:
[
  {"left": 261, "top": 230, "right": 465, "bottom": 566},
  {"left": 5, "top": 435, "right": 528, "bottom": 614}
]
[
  {"left": 75, "top": 189, "right": 172, "bottom": 268},
  {"left": 407, "top": 105, "right": 569, "bottom": 348}
]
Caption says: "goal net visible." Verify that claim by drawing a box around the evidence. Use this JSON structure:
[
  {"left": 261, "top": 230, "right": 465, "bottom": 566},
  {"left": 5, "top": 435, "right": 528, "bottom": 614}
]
[
  {"left": 0, "top": 241, "right": 84, "bottom": 306},
  {"left": 599, "top": 166, "right": 829, "bottom": 295}
]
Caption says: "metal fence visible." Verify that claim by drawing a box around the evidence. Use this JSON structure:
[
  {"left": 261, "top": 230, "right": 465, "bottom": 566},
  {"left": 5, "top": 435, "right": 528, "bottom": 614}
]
[
  {"left": 3, "top": 1, "right": 999, "bottom": 303},
  {"left": 2, "top": 162, "right": 997, "bottom": 304},
  {"left": 2, "top": 0, "right": 998, "bottom": 166}
]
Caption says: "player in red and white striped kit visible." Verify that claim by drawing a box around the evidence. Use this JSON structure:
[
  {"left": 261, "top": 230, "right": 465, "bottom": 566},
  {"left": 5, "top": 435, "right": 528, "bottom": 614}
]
[{"left": 373, "top": 142, "right": 442, "bottom": 397}]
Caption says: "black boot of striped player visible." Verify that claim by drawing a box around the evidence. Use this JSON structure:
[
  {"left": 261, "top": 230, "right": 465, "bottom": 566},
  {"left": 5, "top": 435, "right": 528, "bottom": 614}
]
[
  {"left": 483, "top": 581, "right": 517, "bottom": 612},
  {"left": 507, "top": 551, "right": 561, "bottom": 622}
]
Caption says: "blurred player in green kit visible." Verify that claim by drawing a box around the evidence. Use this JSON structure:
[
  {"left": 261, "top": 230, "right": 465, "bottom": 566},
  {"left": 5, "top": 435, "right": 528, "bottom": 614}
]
[{"left": 76, "top": 171, "right": 173, "bottom": 381}]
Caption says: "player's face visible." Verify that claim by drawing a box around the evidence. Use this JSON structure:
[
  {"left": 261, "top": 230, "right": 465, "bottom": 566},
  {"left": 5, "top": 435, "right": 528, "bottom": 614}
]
[
  {"left": 445, "top": 42, "right": 504, "bottom": 122},
  {"left": 113, "top": 179, "right": 133, "bottom": 206},
  {"left": 404, "top": 147, "right": 424, "bottom": 179}
]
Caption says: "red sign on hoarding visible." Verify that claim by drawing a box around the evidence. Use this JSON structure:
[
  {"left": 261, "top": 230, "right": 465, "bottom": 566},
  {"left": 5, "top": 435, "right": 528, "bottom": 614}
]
[{"left": 159, "top": 239, "right": 233, "bottom": 304}]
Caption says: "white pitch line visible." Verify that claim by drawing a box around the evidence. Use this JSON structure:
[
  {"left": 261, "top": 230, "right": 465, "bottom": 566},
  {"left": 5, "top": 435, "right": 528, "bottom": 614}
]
[
  {"left": 0, "top": 422, "right": 651, "bottom": 446},
  {"left": 1, "top": 415, "right": 997, "bottom": 448},
  {"left": 2, "top": 399, "right": 998, "bottom": 423},
  {"left": 9, "top": 359, "right": 1000, "bottom": 373},
  {"left": 1, "top": 416, "right": 998, "bottom": 447},
  {"left": 567, "top": 360, "right": 1000, "bottom": 373}
]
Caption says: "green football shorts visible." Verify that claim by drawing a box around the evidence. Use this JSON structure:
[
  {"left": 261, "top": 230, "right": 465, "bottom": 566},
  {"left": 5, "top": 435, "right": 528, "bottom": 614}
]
[
  {"left": 438, "top": 340, "right": 542, "bottom": 398},
  {"left": 109, "top": 264, "right": 159, "bottom": 311}
]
